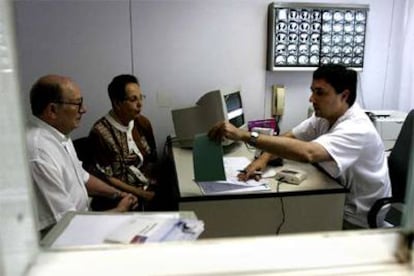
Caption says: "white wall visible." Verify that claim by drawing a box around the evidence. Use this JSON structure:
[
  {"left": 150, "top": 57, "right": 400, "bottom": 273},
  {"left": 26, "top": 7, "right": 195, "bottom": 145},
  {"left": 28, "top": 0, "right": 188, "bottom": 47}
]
[
  {"left": 14, "top": 0, "right": 132, "bottom": 138},
  {"left": 131, "top": 0, "right": 267, "bottom": 147},
  {"left": 13, "top": 0, "right": 406, "bottom": 150}
]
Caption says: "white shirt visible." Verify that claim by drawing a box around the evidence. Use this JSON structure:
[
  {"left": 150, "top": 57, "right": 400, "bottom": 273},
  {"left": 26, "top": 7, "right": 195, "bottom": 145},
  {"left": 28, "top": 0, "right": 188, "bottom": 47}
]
[
  {"left": 26, "top": 116, "right": 89, "bottom": 231},
  {"left": 292, "top": 103, "right": 391, "bottom": 227}
]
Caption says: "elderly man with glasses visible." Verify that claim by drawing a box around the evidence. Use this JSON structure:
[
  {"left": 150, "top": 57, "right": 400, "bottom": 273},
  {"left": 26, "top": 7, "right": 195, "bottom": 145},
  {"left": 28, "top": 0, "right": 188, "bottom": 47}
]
[{"left": 26, "top": 75, "right": 138, "bottom": 237}]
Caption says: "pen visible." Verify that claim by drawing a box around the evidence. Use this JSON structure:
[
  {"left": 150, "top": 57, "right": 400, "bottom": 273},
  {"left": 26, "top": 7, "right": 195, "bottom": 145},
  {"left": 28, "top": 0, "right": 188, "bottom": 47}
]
[{"left": 238, "top": 169, "right": 262, "bottom": 175}]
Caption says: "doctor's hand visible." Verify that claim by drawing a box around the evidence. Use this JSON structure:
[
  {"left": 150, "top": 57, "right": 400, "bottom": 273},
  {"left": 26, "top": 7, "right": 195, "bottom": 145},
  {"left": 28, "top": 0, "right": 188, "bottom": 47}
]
[
  {"left": 237, "top": 156, "right": 269, "bottom": 182},
  {"left": 208, "top": 121, "right": 245, "bottom": 143}
]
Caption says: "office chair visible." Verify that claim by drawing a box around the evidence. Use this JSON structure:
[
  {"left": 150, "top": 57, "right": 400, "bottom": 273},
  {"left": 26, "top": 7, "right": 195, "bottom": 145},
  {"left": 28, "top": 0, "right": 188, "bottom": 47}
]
[
  {"left": 73, "top": 137, "right": 113, "bottom": 210},
  {"left": 367, "top": 109, "right": 414, "bottom": 228},
  {"left": 73, "top": 137, "right": 92, "bottom": 169}
]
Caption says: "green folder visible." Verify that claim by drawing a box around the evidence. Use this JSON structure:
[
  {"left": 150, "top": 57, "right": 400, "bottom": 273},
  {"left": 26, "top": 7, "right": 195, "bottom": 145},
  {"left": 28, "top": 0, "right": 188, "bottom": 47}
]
[{"left": 193, "top": 133, "right": 226, "bottom": 181}]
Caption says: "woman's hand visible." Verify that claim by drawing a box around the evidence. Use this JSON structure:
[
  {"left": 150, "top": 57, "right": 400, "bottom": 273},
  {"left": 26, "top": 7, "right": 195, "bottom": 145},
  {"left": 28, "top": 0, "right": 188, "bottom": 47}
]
[{"left": 115, "top": 193, "right": 139, "bottom": 211}]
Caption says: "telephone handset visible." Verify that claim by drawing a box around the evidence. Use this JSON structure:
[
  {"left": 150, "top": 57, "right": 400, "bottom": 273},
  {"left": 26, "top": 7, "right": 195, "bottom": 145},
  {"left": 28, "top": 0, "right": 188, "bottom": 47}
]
[{"left": 272, "top": 85, "right": 285, "bottom": 116}]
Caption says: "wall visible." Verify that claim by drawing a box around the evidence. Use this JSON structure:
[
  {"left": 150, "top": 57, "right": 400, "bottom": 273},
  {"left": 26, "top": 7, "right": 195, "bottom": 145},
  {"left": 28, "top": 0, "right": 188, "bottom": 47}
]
[
  {"left": 131, "top": 0, "right": 267, "bottom": 146},
  {"left": 13, "top": 0, "right": 406, "bottom": 150},
  {"left": 14, "top": 0, "right": 132, "bottom": 138}
]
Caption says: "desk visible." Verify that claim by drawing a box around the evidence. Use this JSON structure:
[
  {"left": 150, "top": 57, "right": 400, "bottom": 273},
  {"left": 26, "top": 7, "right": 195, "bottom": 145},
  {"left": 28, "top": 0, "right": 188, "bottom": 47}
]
[{"left": 170, "top": 141, "right": 347, "bottom": 238}]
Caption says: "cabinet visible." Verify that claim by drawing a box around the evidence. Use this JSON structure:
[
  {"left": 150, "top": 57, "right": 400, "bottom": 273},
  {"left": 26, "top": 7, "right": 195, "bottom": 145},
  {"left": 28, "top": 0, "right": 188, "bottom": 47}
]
[{"left": 366, "top": 110, "right": 407, "bottom": 150}]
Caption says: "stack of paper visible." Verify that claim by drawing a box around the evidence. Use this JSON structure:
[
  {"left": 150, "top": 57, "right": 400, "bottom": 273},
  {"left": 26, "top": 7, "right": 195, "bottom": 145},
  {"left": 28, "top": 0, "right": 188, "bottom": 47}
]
[
  {"left": 46, "top": 213, "right": 203, "bottom": 248},
  {"left": 104, "top": 216, "right": 204, "bottom": 244}
]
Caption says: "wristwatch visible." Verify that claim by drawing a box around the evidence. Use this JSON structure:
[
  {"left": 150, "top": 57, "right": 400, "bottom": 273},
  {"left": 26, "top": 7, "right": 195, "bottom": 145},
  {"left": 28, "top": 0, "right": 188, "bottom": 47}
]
[{"left": 248, "top": 131, "right": 259, "bottom": 146}]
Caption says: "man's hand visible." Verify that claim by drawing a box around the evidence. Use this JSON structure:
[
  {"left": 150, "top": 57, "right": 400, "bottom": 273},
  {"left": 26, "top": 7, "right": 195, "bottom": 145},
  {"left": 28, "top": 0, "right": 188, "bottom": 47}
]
[
  {"left": 208, "top": 121, "right": 244, "bottom": 143},
  {"left": 237, "top": 157, "right": 269, "bottom": 181}
]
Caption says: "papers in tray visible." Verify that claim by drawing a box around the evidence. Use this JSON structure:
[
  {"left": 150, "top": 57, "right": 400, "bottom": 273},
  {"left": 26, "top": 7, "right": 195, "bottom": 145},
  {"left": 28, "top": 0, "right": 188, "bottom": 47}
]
[
  {"left": 104, "top": 216, "right": 204, "bottom": 244},
  {"left": 196, "top": 156, "right": 271, "bottom": 195}
]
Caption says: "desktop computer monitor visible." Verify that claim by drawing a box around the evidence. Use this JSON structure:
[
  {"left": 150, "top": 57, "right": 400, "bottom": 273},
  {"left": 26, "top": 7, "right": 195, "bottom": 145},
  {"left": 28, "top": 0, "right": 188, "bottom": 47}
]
[{"left": 171, "top": 89, "right": 245, "bottom": 148}]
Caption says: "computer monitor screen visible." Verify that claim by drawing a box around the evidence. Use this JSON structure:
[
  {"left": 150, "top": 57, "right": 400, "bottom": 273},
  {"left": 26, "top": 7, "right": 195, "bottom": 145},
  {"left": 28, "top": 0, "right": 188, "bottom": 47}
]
[
  {"left": 171, "top": 89, "right": 245, "bottom": 148},
  {"left": 225, "top": 91, "right": 244, "bottom": 128}
]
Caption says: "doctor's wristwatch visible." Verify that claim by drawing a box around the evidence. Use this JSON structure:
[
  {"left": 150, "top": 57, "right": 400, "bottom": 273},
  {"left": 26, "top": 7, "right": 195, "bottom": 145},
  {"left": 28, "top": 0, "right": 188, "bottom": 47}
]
[{"left": 248, "top": 131, "right": 259, "bottom": 146}]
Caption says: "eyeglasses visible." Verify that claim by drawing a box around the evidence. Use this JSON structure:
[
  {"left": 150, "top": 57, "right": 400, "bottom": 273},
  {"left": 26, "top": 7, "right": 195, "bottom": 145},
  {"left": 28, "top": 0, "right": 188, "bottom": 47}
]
[
  {"left": 54, "top": 97, "right": 84, "bottom": 112},
  {"left": 124, "top": 94, "right": 146, "bottom": 103}
]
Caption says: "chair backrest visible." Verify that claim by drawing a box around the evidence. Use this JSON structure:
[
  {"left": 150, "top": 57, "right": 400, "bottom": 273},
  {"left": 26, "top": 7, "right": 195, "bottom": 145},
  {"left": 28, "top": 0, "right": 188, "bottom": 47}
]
[
  {"left": 388, "top": 109, "right": 414, "bottom": 202},
  {"left": 73, "top": 137, "right": 92, "bottom": 169}
]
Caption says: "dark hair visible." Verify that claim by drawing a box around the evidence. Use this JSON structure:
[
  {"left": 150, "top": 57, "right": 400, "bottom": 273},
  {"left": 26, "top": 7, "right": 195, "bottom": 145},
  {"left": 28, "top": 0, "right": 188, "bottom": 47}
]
[
  {"left": 313, "top": 64, "right": 357, "bottom": 106},
  {"left": 30, "top": 78, "right": 63, "bottom": 116},
  {"left": 107, "top": 74, "right": 140, "bottom": 104}
]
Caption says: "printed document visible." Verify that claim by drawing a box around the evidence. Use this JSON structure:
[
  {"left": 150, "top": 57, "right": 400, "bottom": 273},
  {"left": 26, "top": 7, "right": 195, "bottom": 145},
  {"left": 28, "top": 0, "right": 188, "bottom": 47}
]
[
  {"left": 48, "top": 213, "right": 204, "bottom": 248},
  {"left": 196, "top": 156, "right": 271, "bottom": 195},
  {"left": 104, "top": 216, "right": 204, "bottom": 244}
]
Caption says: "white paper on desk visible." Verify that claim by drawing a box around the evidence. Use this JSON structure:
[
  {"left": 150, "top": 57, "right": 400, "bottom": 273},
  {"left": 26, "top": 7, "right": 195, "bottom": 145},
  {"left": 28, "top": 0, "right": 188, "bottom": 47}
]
[
  {"left": 104, "top": 216, "right": 180, "bottom": 244},
  {"left": 196, "top": 156, "right": 271, "bottom": 195},
  {"left": 162, "top": 219, "right": 205, "bottom": 241},
  {"left": 50, "top": 213, "right": 180, "bottom": 248}
]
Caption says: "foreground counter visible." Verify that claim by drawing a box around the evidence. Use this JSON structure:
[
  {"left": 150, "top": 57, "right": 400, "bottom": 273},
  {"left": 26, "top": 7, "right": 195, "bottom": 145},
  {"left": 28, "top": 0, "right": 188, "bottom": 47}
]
[{"left": 28, "top": 228, "right": 413, "bottom": 275}]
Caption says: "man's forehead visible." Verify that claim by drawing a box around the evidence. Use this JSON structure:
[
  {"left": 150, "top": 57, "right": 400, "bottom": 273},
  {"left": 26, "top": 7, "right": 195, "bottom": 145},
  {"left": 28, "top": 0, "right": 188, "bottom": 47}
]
[
  {"left": 311, "top": 79, "right": 332, "bottom": 89},
  {"left": 61, "top": 80, "right": 81, "bottom": 98},
  {"left": 125, "top": 83, "right": 141, "bottom": 94},
  {"left": 39, "top": 74, "right": 67, "bottom": 83}
]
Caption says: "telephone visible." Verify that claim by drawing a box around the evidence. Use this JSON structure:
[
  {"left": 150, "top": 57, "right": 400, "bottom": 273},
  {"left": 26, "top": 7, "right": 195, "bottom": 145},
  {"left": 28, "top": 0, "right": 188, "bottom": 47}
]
[
  {"left": 275, "top": 168, "right": 307, "bottom": 185},
  {"left": 272, "top": 85, "right": 285, "bottom": 116}
]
